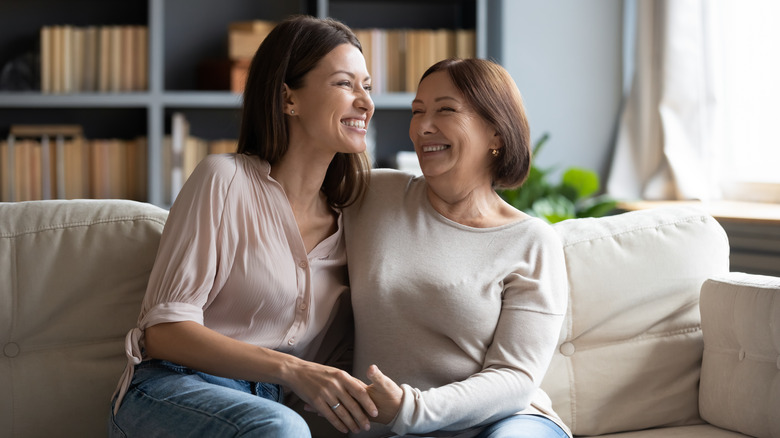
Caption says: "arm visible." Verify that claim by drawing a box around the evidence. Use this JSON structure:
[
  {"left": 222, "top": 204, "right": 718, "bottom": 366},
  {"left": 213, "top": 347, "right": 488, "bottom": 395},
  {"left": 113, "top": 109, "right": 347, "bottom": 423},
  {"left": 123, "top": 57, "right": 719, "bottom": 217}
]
[
  {"left": 145, "top": 321, "right": 377, "bottom": 434},
  {"left": 140, "top": 157, "right": 376, "bottom": 433},
  {"left": 373, "top": 224, "right": 568, "bottom": 435}
]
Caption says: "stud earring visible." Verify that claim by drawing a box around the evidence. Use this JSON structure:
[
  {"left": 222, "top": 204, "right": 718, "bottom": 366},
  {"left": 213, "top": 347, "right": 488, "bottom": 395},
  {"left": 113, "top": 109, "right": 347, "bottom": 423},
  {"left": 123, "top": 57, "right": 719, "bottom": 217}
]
[
  {"left": 491, "top": 149, "right": 499, "bottom": 157},
  {"left": 290, "top": 109, "right": 295, "bottom": 115}
]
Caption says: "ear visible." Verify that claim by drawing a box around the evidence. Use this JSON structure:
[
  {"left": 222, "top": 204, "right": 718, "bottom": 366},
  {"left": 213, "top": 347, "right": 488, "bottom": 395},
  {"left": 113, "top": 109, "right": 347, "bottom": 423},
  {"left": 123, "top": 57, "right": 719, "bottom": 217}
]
[
  {"left": 492, "top": 131, "right": 504, "bottom": 150},
  {"left": 282, "top": 83, "right": 296, "bottom": 115}
]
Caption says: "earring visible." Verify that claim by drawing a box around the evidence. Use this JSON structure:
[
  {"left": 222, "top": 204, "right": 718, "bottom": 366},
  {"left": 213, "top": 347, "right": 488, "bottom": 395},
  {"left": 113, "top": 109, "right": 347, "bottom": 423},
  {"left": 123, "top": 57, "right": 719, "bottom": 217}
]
[
  {"left": 290, "top": 109, "right": 295, "bottom": 115},
  {"left": 491, "top": 149, "right": 499, "bottom": 157}
]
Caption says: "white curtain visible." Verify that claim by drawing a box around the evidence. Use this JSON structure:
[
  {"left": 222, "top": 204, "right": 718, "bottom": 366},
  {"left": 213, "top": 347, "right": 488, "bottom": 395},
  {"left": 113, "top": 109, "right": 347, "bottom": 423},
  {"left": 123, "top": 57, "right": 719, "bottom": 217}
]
[{"left": 607, "top": 0, "right": 723, "bottom": 201}]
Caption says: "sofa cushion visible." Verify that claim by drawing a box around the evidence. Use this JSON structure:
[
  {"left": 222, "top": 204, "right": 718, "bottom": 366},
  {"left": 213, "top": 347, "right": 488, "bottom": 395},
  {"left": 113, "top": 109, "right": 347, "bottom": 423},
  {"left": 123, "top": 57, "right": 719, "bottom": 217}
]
[
  {"left": 0, "top": 200, "right": 168, "bottom": 438},
  {"left": 699, "top": 272, "right": 780, "bottom": 438},
  {"left": 544, "top": 206, "right": 730, "bottom": 436}
]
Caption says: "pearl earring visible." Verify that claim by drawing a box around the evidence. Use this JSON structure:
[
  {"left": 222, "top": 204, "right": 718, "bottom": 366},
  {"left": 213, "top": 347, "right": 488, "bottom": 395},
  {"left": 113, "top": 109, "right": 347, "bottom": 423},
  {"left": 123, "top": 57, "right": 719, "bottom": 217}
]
[{"left": 290, "top": 109, "right": 295, "bottom": 115}]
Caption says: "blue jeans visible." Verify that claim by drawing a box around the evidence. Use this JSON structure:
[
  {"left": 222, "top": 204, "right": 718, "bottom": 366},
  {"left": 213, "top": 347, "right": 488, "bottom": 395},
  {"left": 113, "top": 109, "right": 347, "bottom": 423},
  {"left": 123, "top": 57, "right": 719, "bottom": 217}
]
[
  {"left": 109, "top": 360, "right": 311, "bottom": 438},
  {"left": 476, "top": 414, "right": 569, "bottom": 438}
]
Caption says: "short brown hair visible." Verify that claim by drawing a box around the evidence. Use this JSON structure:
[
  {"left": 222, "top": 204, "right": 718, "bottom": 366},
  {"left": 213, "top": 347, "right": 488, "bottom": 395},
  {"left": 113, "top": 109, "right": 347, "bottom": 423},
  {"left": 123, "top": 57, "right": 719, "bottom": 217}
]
[
  {"left": 237, "top": 15, "right": 371, "bottom": 207},
  {"left": 420, "top": 58, "right": 531, "bottom": 189}
]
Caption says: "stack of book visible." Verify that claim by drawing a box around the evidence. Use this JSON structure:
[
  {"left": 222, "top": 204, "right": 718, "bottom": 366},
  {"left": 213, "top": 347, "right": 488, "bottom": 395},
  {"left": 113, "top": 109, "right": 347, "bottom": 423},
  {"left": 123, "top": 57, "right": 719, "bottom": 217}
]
[
  {"left": 39, "top": 25, "right": 148, "bottom": 93},
  {"left": 0, "top": 125, "right": 147, "bottom": 202},
  {"left": 352, "top": 28, "right": 476, "bottom": 94}
]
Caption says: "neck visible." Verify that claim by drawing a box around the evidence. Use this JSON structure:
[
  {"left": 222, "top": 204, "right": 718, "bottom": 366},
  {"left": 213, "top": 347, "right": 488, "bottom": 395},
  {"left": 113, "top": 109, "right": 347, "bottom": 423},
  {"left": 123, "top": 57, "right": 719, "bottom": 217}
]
[
  {"left": 425, "top": 179, "right": 502, "bottom": 228},
  {"left": 270, "top": 145, "right": 334, "bottom": 213}
]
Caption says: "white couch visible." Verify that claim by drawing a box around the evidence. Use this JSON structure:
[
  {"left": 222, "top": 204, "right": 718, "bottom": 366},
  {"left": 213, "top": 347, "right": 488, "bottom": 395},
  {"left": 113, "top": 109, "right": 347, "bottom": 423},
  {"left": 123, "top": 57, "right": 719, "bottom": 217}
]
[{"left": 1, "top": 199, "right": 778, "bottom": 438}]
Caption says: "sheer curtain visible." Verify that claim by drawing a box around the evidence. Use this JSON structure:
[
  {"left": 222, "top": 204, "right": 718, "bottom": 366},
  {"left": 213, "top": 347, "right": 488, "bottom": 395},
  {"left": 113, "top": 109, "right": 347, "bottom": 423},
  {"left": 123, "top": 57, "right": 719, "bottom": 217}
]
[{"left": 607, "top": 0, "right": 780, "bottom": 202}]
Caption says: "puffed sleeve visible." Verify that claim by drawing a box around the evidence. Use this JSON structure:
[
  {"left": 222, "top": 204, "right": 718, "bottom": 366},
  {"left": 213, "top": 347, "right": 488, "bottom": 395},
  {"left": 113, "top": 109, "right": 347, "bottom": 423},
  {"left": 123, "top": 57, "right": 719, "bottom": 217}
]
[{"left": 137, "top": 154, "right": 239, "bottom": 329}]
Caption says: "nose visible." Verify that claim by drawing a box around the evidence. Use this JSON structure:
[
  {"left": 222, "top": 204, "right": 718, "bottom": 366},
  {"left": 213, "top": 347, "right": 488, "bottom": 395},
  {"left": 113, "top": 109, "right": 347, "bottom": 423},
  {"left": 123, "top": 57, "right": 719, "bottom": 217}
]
[
  {"left": 415, "top": 112, "right": 436, "bottom": 136},
  {"left": 355, "top": 86, "right": 374, "bottom": 114}
]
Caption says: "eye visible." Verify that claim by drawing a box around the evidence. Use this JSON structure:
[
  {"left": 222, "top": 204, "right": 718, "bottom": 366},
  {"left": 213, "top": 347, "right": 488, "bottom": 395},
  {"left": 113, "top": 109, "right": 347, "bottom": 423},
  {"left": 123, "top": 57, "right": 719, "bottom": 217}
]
[
  {"left": 336, "top": 80, "right": 351, "bottom": 87},
  {"left": 363, "top": 84, "right": 373, "bottom": 92},
  {"left": 411, "top": 108, "right": 424, "bottom": 115},
  {"left": 438, "top": 107, "right": 455, "bottom": 113}
]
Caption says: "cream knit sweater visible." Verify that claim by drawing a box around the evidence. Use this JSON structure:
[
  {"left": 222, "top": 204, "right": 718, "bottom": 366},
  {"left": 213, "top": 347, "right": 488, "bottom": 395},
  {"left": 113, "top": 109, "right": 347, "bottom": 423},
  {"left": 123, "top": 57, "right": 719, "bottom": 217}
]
[{"left": 344, "top": 170, "right": 572, "bottom": 437}]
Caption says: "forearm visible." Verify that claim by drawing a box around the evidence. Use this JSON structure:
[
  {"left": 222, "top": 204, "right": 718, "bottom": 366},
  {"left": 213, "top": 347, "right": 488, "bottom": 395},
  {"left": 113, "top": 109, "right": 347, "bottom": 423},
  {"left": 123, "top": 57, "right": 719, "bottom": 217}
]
[{"left": 144, "top": 320, "right": 298, "bottom": 386}]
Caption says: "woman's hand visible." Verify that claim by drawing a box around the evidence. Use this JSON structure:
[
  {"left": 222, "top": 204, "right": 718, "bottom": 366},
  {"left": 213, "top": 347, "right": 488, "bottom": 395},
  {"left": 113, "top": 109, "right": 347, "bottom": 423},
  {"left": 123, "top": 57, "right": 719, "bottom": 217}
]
[
  {"left": 365, "top": 364, "right": 403, "bottom": 424},
  {"left": 286, "top": 359, "right": 378, "bottom": 434}
]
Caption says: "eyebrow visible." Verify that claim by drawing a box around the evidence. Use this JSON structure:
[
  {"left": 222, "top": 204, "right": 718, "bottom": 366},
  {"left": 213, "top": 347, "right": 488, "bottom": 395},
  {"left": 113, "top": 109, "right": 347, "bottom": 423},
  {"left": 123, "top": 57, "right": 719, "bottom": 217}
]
[
  {"left": 330, "top": 71, "right": 372, "bottom": 82},
  {"left": 411, "top": 96, "right": 459, "bottom": 105}
]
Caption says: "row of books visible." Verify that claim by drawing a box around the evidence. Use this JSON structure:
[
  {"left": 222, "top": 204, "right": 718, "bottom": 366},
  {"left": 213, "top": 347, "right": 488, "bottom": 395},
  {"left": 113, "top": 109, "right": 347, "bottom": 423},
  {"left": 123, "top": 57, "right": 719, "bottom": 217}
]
[
  {"left": 353, "top": 28, "right": 476, "bottom": 94},
  {"left": 40, "top": 25, "right": 148, "bottom": 94},
  {"left": 0, "top": 125, "right": 147, "bottom": 202},
  {"left": 0, "top": 122, "right": 239, "bottom": 204}
]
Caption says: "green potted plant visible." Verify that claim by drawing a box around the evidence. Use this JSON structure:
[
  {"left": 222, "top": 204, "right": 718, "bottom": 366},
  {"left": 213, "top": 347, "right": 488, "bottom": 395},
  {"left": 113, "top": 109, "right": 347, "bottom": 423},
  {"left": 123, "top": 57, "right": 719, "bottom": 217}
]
[{"left": 499, "top": 133, "right": 617, "bottom": 223}]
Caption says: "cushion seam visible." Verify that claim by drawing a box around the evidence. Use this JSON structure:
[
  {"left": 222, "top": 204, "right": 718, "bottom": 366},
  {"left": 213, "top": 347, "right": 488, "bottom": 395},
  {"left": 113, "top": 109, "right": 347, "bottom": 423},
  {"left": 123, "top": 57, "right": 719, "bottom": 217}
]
[
  {"left": 0, "top": 215, "right": 166, "bottom": 239},
  {"left": 561, "top": 216, "right": 717, "bottom": 248}
]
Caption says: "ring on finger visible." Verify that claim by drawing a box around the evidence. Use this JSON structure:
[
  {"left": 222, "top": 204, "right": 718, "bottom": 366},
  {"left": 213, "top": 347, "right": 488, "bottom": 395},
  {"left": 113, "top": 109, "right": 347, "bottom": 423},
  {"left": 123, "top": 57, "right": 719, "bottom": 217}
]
[{"left": 331, "top": 402, "right": 341, "bottom": 410}]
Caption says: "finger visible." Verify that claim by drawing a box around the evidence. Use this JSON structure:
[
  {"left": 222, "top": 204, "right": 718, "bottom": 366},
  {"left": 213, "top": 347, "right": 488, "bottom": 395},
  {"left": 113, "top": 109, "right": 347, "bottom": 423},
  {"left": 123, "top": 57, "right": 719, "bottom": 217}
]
[
  {"left": 346, "top": 377, "right": 379, "bottom": 419},
  {"left": 329, "top": 399, "right": 363, "bottom": 434},
  {"left": 314, "top": 399, "right": 349, "bottom": 434},
  {"left": 337, "top": 393, "right": 372, "bottom": 431},
  {"left": 367, "top": 364, "right": 390, "bottom": 388}
]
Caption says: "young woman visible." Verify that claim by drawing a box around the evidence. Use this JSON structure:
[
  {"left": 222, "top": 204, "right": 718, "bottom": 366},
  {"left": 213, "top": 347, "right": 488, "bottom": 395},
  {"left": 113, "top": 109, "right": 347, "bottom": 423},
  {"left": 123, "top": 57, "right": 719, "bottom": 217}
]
[
  {"left": 109, "top": 15, "right": 377, "bottom": 437},
  {"left": 345, "top": 58, "right": 572, "bottom": 438}
]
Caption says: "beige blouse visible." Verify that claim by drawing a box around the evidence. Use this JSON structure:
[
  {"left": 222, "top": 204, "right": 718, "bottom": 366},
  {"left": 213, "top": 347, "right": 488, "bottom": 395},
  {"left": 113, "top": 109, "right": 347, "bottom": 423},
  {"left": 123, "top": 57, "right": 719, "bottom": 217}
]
[{"left": 113, "top": 154, "right": 348, "bottom": 412}]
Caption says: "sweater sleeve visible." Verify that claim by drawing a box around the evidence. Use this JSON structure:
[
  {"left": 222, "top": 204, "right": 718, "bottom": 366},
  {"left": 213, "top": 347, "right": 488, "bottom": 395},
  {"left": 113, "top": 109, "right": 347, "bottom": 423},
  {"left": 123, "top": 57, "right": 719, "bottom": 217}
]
[{"left": 388, "top": 222, "right": 568, "bottom": 436}]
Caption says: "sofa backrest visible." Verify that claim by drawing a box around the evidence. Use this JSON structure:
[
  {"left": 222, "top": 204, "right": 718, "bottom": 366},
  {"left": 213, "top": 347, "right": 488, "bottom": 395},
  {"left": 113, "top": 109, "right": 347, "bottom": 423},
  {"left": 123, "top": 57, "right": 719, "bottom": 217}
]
[
  {"left": 0, "top": 200, "right": 168, "bottom": 438},
  {"left": 544, "top": 206, "right": 730, "bottom": 436}
]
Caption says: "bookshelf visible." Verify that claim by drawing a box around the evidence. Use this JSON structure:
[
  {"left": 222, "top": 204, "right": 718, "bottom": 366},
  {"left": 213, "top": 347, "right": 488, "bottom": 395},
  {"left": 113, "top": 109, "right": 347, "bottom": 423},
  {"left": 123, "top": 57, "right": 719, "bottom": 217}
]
[{"left": 0, "top": 0, "right": 487, "bottom": 207}]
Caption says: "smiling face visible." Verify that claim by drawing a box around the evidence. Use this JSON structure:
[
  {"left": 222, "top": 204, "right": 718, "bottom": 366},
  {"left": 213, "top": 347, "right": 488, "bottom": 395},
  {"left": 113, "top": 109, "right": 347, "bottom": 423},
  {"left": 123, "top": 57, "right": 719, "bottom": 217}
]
[
  {"left": 410, "top": 71, "right": 498, "bottom": 189},
  {"left": 285, "top": 43, "right": 374, "bottom": 158}
]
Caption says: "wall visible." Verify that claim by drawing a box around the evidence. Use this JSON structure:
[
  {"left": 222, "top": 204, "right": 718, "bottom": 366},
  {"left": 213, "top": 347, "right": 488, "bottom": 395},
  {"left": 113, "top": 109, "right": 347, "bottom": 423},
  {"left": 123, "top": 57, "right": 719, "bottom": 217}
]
[{"left": 489, "top": 0, "right": 624, "bottom": 184}]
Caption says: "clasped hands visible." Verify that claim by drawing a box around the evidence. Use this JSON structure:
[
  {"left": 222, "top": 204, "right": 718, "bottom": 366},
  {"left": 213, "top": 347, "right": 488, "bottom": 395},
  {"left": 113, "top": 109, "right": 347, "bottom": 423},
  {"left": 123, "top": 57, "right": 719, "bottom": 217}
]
[{"left": 302, "top": 364, "right": 403, "bottom": 434}]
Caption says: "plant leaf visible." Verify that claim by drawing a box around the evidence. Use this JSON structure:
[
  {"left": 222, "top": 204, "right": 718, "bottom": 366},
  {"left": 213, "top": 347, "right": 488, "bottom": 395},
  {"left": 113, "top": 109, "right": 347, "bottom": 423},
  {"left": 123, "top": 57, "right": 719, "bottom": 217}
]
[
  {"left": 531, "top": 194, "right": 576, "bottom": 223},
  {"left": 561, "top": 167, "right": 600, "bottom": 199}
]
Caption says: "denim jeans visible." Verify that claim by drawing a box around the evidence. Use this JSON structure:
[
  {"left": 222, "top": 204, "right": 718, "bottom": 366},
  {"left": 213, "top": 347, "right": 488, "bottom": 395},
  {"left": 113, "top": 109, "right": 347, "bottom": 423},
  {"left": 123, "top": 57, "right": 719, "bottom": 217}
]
[
  {"left": 109, "top": 360, "right": 311, "bottom": 438},
  {"left": 475, "top": 414, "right": 569, "bottom": 438}
]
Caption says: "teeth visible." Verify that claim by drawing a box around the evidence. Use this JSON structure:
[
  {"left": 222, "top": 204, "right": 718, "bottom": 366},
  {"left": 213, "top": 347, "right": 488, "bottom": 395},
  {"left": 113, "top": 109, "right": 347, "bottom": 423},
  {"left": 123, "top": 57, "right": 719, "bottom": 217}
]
[
  {"left": 423, "top": 145, "right": 449, "bottom": 152},
  {"left": 342, "top": 119, "right": 366, "bottom": 129}
]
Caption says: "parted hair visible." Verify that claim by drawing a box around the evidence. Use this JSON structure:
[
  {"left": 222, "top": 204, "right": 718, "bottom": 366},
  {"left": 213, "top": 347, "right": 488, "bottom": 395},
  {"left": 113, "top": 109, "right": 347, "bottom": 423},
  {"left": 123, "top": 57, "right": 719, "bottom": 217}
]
[
  {"left": 237, "top": 15, "right": 371, "bottom": 207},
  {"left": 420, "top": 58, "right": 532, "bottom": 189}
]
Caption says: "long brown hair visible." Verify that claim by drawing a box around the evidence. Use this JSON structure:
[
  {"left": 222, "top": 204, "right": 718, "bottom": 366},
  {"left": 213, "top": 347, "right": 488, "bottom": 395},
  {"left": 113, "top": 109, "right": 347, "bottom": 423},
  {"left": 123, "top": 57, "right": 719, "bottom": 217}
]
[
  {"left": 420, "top": 58, "right": 531, "bottom": 189},
  {"left": 237, "top": 15, "right": 371, "bottom": 207}
]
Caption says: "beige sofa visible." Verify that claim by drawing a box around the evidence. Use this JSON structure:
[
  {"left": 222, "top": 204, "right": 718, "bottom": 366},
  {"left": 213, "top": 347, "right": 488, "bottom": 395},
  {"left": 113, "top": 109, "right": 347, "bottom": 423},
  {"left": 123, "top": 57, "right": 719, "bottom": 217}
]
[{"left": 1, "top": 199, "right": 778, "bottom": 438}]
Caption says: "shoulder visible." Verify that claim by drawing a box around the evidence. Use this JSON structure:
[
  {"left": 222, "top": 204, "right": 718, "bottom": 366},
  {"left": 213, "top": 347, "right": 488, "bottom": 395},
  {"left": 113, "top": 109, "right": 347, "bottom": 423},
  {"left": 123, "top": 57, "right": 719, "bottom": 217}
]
[{"left": 370, "top": 168, "right": 420, "bottom": 190}]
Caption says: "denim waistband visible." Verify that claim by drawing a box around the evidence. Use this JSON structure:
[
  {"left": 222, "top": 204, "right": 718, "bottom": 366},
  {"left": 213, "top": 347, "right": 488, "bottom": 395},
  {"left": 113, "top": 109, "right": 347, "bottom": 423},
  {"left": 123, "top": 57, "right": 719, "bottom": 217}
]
[{"left": 136, "top": 359, "right": 284, "bottom": 403}]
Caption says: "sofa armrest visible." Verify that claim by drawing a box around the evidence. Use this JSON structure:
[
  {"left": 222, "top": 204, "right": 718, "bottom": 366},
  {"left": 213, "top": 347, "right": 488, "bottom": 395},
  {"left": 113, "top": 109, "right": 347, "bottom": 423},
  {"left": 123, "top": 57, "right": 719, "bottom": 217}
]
[{"left": 699, "top": 272, "right": 780, "bottom": 438}]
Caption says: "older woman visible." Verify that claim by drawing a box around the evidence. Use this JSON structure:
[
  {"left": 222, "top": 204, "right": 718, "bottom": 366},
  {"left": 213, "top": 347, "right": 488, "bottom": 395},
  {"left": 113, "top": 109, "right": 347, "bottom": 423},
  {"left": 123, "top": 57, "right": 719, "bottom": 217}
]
[{"left": 344, "top": 58, "right": 571, "bottom": 438}]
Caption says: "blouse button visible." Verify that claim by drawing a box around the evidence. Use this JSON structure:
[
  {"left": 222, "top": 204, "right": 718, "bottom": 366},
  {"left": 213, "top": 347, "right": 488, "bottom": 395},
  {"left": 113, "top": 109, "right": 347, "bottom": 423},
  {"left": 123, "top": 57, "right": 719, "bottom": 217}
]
[
  {"left": 298, "top": 260, "right": 308, "bottom": 269},
  {"left": 288, "top": 338, "right": 296, "bottom": 346}
]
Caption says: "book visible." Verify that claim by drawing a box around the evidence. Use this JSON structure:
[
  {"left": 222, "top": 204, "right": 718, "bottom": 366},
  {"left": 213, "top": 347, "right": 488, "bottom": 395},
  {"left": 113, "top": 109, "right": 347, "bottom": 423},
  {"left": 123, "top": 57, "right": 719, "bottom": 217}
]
[
  {"left": 134, "top": 26, "right": 148, "bottom": 91},
  {"left": 121, "top": 26, "right": 135, "bottom": 91},
  {"left": 98, "top": 26, "right": 111, "bottom": 92},
  {"left": 109, "top": 26, "right": 122, "bottom": 92},
  {"left": 170, "top": 112, "right": 189, "bottom": 203},
  {"left": 40, "top": 26, "right": 51, "bottom": 93},
  {"left": 228, "top": 20, "right": 277, "bottom": 60}
]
